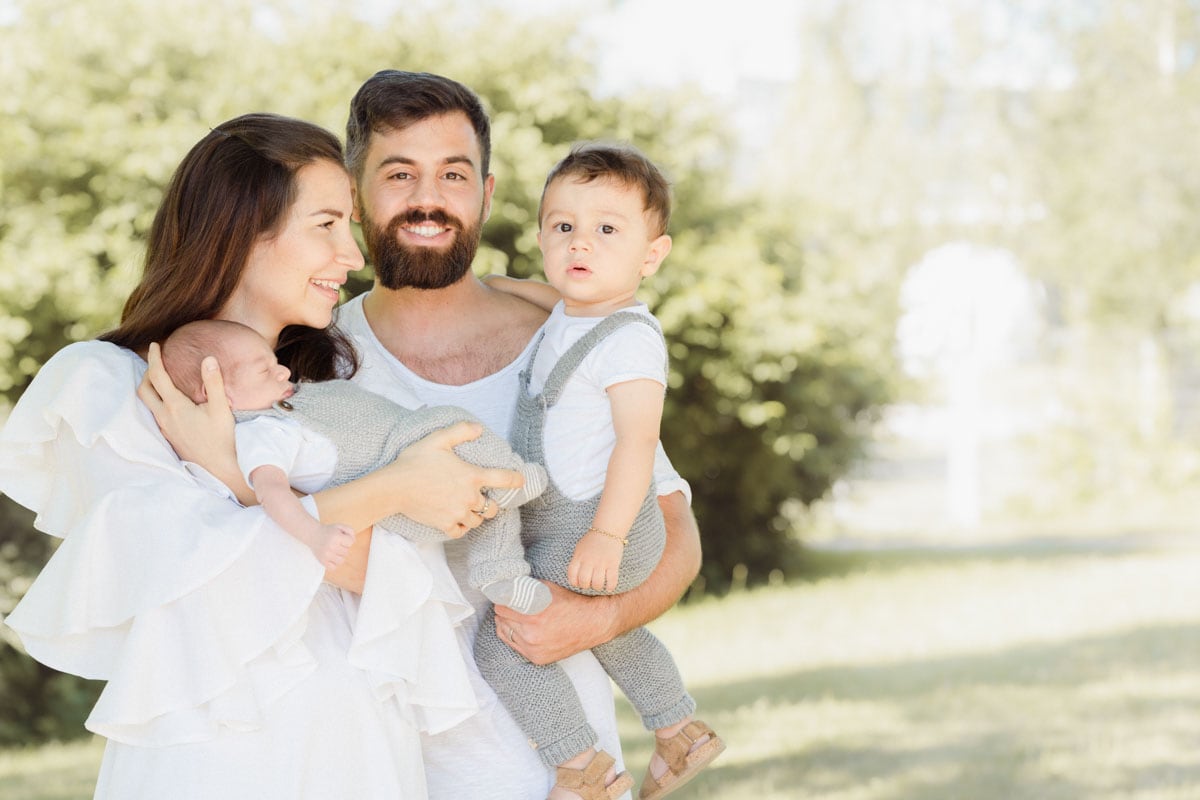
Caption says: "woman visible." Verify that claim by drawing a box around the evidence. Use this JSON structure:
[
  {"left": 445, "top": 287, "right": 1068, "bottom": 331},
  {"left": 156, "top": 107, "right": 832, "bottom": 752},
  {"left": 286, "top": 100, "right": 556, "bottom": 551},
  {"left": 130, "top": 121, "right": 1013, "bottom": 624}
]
[{"left": 0, "top": 113, "right": 518, "bottom": 798}]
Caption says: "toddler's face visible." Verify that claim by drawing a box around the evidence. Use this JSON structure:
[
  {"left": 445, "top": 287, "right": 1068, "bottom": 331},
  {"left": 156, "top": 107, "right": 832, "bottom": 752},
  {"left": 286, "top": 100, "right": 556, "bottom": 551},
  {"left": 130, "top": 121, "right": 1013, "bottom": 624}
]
[
  {"left": 223, "top": 332, "right": 295, "bottom": 411},
  {"left": 537, "top": 176, "right": 669, "bottom": 317}
]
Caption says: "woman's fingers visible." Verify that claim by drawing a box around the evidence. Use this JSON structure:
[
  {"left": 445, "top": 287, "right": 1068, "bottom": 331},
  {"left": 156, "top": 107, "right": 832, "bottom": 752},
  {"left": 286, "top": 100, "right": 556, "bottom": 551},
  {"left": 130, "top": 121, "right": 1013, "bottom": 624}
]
[
  {"left": 422, "top": 420, "right": 484, "bottom": 450},
  {"left": 199, "top": 356, "right": 231, "bottom": 419},
  {"left": 142, "top": 342, "right": 185, "bottom": 403}
]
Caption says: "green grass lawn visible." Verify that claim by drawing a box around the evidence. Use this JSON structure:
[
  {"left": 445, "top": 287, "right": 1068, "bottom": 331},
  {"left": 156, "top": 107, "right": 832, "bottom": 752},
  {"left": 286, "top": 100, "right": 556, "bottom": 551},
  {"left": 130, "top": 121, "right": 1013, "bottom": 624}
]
[{"left": 5, "top": 537, "right": 1200, "bottom": 799}]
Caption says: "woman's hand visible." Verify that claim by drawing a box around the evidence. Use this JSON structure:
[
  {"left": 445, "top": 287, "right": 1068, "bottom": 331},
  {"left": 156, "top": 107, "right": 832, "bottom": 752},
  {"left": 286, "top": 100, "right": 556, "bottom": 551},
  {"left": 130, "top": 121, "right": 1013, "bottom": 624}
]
[
  {"left": 313, "top": 421, "right": 524, "bottom": 540},
  {"left": 138, "top": 342, "right": 250, "bottom": 502},
  {"left": 383, "top": 421, "right": 524, "bottom": 538}
]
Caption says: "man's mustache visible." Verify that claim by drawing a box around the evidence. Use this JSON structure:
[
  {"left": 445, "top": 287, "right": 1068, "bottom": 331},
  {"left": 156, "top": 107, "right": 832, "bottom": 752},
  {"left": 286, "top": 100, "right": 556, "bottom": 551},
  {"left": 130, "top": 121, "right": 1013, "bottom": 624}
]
[{"left": 397, "top": 209, "right": 459, "bottom": 228}]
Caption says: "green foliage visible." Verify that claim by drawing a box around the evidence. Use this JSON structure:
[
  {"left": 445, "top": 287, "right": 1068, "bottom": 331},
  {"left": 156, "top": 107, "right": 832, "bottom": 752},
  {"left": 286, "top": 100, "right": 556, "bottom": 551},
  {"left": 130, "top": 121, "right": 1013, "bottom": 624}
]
[{"left": 1020, "top": 1, "right": 1200, "bottom": 328}]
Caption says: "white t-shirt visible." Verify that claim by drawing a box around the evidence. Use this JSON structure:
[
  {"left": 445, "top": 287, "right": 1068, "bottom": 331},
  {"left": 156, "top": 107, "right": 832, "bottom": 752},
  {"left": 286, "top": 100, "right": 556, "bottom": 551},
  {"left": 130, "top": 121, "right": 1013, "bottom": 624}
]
[
  {"left": 336, "top": 294, "right": 688, "bottom": 800},
  {"left": 530, "top": 301, "right": 667, "bottom": 500}
]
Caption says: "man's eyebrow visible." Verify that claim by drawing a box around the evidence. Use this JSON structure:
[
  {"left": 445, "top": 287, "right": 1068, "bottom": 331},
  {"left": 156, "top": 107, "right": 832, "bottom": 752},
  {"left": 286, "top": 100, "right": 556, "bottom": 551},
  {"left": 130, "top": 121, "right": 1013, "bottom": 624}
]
[{"left": 376, "top": 154, "right": 477, "bottom": 169}]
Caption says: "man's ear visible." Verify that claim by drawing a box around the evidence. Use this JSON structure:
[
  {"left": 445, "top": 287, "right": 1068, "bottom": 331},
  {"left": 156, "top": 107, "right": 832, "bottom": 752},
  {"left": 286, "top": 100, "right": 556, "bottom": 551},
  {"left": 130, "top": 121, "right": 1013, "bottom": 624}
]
[
  {"left": 351, "top": 184, "right": 362, "bottom": 223},
  {"left": 640, "top": 234, "right": 672, "bottom": 278},
  {"left": 482, "top": 173, "right": 496, "bottom": 224}
]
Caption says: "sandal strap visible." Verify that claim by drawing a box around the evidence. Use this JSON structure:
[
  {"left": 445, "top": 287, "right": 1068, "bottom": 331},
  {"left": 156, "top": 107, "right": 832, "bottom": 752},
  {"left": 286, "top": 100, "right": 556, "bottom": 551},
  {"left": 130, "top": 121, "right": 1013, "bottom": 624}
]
[
  {"left": 556, "top": 750, "right": 617, "bottom": 800},
  {"left": 655, "top": 720, "right": 717, "bottom": 775}
]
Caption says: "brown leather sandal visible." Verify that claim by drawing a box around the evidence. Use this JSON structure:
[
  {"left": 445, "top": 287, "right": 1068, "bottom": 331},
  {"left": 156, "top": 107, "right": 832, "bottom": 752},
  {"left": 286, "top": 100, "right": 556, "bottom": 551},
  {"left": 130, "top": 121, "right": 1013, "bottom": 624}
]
[
  {"left": 638, "top": 720, "right": 726, "bottom": 800},
  {"left": 552, "top": 749, "right": 635, "bottom": 800}
]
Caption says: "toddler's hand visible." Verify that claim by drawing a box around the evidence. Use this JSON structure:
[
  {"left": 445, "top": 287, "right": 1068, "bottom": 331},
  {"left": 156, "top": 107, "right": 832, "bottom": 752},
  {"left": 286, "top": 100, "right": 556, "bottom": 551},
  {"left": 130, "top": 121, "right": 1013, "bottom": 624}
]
[{"left": 567, "top": 529, "right": 624, "bottom": 592}]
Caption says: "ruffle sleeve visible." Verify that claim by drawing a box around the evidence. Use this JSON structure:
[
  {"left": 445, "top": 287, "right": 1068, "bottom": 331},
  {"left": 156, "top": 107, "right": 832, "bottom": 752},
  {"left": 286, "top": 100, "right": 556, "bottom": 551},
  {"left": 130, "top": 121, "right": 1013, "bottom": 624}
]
[
  {"left": 342, "top": 531, "right": 478, "bottom": 735},
  {"left": 0, "top": 344, "right": 393, "bottom": 748}
]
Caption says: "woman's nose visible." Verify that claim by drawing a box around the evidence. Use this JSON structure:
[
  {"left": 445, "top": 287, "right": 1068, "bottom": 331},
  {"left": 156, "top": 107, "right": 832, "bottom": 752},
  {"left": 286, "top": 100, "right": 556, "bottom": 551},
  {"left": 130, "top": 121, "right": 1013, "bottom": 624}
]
[{"left": 337, "top": 230, "right": 365, "bottom": 272}]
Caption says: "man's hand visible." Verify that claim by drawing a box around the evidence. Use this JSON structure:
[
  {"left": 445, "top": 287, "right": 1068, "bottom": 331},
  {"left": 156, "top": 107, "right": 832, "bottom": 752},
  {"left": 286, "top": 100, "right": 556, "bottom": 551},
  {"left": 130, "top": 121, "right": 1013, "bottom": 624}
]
[{"left": 494, "top": 582, "right": 618, "bottom": 666}]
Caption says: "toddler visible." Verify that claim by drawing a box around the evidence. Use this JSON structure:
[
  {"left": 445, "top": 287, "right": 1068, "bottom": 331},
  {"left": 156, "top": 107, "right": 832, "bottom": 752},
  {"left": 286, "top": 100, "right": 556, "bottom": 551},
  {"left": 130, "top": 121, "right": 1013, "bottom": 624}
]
[{"left": 476, "top": 143, "right": 724, "bottom": 800}]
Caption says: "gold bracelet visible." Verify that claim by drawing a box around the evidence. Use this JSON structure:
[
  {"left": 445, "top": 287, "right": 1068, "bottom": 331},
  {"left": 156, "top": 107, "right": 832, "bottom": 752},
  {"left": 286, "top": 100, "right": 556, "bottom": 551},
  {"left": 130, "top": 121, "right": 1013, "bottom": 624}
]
[{"left": 587, "top": 526, "right": 629, "bottom": 547}]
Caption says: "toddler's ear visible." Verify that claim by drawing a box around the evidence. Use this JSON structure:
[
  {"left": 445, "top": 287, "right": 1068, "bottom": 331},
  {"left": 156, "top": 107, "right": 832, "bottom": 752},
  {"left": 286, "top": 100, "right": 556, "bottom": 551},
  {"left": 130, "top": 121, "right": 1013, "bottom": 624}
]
[{"left": 640, "top": 234, "right": 672, "bottom": 277}]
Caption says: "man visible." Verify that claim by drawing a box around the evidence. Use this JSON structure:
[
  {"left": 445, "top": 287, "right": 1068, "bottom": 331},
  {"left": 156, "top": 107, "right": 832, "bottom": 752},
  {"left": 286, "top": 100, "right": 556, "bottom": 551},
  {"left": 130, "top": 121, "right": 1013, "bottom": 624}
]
[{"left": 336, "top": 70, "right": 702, "bottom": 799}]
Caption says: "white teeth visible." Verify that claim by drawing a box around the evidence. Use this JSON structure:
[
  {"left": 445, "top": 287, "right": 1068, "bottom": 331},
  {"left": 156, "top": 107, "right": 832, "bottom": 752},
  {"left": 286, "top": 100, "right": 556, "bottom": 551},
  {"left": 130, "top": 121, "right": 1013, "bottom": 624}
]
[
  {"left": 406, "top": 224, "right": 444, "bottom": 238},
  {"left": 312, "top": 279, "right": 341, "bottom": 290}
]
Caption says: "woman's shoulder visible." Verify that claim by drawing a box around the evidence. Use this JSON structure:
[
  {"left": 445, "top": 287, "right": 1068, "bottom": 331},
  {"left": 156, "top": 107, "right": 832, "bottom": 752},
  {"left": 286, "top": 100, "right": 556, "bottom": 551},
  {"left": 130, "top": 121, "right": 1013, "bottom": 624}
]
[
  {"left": 5, "top": 339, "right": 148, "bottom": 446},
  {"left": 29, "top": 339, "right": 142, "bottom": 392}
]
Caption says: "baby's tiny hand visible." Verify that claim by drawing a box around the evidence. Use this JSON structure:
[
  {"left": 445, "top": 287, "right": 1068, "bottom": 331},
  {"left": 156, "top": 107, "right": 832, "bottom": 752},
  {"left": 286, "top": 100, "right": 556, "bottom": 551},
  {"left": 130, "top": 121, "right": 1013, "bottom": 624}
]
[
  {"left": 312, "top": 523, "right": 356, "bottom": 570},
  {"left": 567, "top": 529, "right": 624, "bottom": 592}
]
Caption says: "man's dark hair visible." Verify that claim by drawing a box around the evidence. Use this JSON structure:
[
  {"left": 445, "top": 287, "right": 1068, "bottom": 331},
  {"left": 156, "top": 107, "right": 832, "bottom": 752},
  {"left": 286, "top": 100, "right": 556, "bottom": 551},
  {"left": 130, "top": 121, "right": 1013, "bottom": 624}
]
[{"left": 346, "top": 70, "right": 492, "bottom": 183}]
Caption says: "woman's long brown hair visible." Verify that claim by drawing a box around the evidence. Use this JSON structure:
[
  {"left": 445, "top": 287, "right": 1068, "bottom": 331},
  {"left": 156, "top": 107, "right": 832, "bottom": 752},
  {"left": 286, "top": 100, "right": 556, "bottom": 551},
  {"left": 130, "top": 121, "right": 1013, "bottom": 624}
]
[{"left": 100, "top": 113, "right": 357, "bottom": 381}]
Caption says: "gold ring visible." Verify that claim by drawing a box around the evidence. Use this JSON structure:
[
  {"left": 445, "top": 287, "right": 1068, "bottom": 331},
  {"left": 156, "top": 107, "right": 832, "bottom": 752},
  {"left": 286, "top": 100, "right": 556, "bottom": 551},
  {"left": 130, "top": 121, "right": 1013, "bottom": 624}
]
[{"left": 508, "top": 626, "right": 516, "bottom": 644}]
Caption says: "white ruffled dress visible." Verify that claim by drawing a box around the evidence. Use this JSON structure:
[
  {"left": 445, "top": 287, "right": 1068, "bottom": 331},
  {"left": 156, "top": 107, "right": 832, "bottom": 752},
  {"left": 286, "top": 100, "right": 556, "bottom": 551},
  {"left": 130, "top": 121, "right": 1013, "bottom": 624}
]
[{"left": 0, "top": 341, "right": 478, "bottom": 799}]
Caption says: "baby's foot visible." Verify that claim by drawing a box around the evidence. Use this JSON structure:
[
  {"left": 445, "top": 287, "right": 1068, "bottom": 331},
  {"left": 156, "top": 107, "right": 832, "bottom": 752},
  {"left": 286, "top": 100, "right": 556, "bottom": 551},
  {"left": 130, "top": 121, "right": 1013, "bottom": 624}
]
[
  {"left": 488, "top": 463, "right": 548, "bottom": 509},
  {"left": 481, "top": 575, "right": 552, "bottom": 614}
]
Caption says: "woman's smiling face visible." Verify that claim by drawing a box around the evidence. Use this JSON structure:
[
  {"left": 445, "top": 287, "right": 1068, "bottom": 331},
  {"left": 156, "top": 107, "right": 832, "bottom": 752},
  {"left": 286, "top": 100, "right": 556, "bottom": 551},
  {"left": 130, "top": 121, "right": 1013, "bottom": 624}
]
[{"left": 220, "top": 159, "right": 364, "bottom": 344}]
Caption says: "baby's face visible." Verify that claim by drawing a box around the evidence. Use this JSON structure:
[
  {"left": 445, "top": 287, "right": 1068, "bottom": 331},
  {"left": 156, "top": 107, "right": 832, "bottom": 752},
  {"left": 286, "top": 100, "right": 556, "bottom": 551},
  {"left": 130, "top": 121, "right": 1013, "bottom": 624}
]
[{"left": 223, "top": 333, "right": 295, "bottom": 411}]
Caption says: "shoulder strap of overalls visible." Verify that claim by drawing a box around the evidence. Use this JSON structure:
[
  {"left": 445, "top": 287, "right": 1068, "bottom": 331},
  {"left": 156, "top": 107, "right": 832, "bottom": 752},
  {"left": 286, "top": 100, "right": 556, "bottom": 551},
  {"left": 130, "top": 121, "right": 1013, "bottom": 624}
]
[{"left": 529, "top": 311, "right": 664, "bottom": 408}]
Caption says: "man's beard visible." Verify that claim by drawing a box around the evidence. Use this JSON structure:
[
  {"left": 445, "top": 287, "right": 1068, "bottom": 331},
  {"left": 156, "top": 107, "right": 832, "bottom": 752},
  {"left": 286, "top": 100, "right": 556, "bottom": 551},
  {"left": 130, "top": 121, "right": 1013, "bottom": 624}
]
[{"left": 363, "top": 208, "right": 483, "bottom": 291}]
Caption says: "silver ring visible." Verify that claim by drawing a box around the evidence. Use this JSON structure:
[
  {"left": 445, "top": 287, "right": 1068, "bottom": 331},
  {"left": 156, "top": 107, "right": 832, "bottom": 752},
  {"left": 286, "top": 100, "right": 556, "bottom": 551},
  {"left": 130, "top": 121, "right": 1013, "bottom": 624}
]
[{"left": 474, "top": 496, "right": 491, "bottom": 517}]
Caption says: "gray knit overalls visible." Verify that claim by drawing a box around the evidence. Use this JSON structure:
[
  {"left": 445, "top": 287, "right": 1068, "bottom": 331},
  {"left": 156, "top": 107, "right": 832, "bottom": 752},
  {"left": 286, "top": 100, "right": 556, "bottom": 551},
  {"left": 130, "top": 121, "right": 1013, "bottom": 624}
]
[
  {"left": 235, "top": 379, "right": 537, "bottom": 591},
  {"left": 473, "top": 312, "right": 696, "bottom": 766}
]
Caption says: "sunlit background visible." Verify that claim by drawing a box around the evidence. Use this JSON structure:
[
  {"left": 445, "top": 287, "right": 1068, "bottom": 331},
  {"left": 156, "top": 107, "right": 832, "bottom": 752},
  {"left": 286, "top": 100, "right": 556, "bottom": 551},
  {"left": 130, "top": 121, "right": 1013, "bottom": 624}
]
[{"left": 3, "top": 1, "right": 1200, "bottom": 798}]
